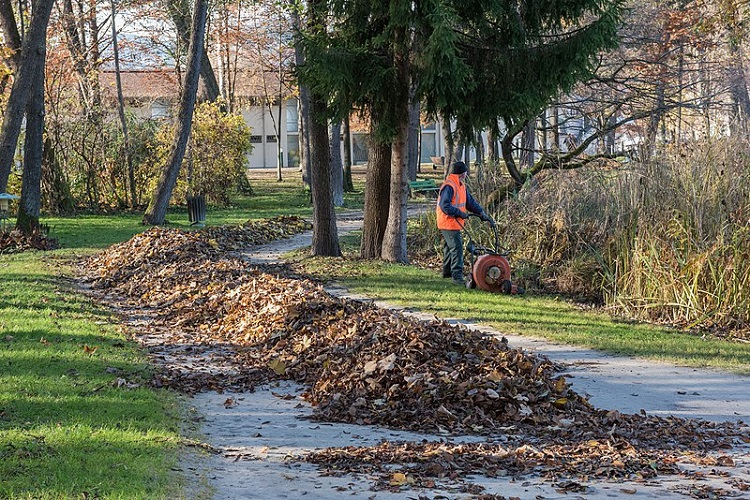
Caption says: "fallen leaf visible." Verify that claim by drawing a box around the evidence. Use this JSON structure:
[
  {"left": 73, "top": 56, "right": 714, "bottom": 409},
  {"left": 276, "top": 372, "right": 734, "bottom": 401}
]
[{"left": 389, "top": 472, "right": 407, "bottom": 486}]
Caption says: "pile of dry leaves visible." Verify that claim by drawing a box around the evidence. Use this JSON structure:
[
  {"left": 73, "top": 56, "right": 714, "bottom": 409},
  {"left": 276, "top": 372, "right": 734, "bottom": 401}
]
[
  {"left": 0, "top": 228, "right": 58, "bottom": 254},
  {"left": 78, "top": 219, "right": 749, "bottom": 496}
]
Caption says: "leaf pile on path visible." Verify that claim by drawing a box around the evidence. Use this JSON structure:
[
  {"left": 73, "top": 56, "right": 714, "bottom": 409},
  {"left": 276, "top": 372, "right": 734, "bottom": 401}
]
[
  {"left": 81, "top": 218, "right": 591, "bottom": 434},
  {"left": 79, "top": 221, "right": 749, "bottom": 494}
]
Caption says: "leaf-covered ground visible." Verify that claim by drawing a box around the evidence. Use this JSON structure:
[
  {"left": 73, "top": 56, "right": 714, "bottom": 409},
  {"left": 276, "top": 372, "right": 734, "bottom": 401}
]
[{"left": 78, "top": 216, "right": 750, "bottom": 498}]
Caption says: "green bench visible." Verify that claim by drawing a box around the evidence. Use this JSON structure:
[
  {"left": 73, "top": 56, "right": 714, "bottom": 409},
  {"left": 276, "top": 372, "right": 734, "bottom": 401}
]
[{"left": 408, "top": 178, "right": 440, "bottom": 198}]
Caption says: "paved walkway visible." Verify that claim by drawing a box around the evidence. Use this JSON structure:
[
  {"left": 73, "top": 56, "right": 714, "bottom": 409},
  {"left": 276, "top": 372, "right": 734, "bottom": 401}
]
[{"left": 181, "top": 210, "right": 750, "bottom": 499}]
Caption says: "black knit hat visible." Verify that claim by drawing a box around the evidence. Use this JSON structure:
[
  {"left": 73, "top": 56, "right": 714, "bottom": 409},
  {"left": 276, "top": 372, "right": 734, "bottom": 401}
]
[{"left": 452, "top": 161, "right": 468, "bottom": 174}]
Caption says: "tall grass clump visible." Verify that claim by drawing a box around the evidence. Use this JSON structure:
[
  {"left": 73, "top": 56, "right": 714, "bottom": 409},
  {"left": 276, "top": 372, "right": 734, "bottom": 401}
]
[
  {"left": 603, "top": 140, "right": 750, "bottom": 332},
  {"left": 469, "top": 161, "right": 614, "bottom": 299},
  {"left": 471, "top": 139, "right": 750, "bottom": 333}
]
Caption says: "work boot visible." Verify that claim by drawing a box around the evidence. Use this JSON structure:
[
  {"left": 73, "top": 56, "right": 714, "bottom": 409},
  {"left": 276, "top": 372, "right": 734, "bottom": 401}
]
[
  {"left": 451, "top": 276, "right": 465, "bottom": 286},
  {"left": 442, "top": 271, "right": 451, "bottom": 278}
]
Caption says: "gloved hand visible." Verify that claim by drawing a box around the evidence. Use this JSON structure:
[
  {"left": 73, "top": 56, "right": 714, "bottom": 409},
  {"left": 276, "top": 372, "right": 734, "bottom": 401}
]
[
  {"left": 458, "top": 211, "right": 470, "bottom": 219},
  {"left": 480, "top": 212, "right": 492, "bottom": 223}
]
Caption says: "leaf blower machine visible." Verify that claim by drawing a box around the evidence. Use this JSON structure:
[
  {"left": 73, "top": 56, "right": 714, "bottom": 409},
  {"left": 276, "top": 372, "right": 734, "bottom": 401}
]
[{"left": 460, "top": 214, "right": 525, "bottom": 294}]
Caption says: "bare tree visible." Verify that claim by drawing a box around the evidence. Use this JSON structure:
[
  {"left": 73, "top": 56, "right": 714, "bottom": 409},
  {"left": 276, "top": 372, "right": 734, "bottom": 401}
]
[
  {"left": 15, "top": 36, "right": 45, "bottom": 234},
  {"left": 110, "top": 0, "right": 136, "bottom": 208},
  {"left": 167, "top": 0, "right": 220, "bottom": 101},
  {"left": 0, "top": 0, "right": 55, "bottom": 193},
  {"left": 143, "top": 0, "right": 208, "bottom": 225}
]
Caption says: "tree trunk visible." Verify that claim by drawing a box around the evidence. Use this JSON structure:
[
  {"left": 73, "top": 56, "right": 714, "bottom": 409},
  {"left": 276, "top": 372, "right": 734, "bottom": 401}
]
[
  {"left": 441, "top": 118, "right": 455, "bottom": 177},
  {"left": 15, "top": 41, "right": 45, "bottom": 235},
  {"left": 487, "top": 120, "right": 499, "bottom": 164},
  {"left": 329, "top": 120, "right": 344, "bottom": 206},
  {"left": 309, "top": 93, "right": 340, "bottom": 256},
  {"left": 342, "top": 114, "right": 354, "bottom": 192},
  {"left": 645, "top": 82, "right": 665, "bottom": 156},
  {"left": 501, "top": 131, "right": 524, "bottom": 186},
  {"left": 475, "top": 131, "right": 484, "bottom": 166},
  {"left": 360, "top": 128, "right": 391, "bottom": 259},
  {"left": 298, "top": 94, "right": 311, "bottom": 188},
  {"left": 292, "top": 9, "right": 311, "bottom": 189},
  {"left": 381, "top": 118, "right": 409, "bottom": 263},
  {"left": 0, "top": 0, "right": 21, "bottom": 70},
  {"left": 521, "top": 120, "right": 534, "bottom": 170},
  {"left": 276, "top": 97, "right": 283, "bottom": 181},
  {"left": 381, "top": 35, "right": 410, "bottom": 264},
  {"left": 0, "top": 0, "right": 55, "bottom": 193},
  {"left": 728, "top": 47, "right": 750, "bottom": 137},
  {"left": 143, "top": 0, "right": 207, "bottom": 225},
  {"left": 406, "top": 86, "right": 420, "bottom": 181},
  {"left": 62, "top": 0, "right": 90, "bottom": 108},
  {"left": 87, "top": 0, "right": 102, "bottom": 112},
  {"left": 167, "top": 0, "right": 220, "bottom": 101},
  {"left": 551, "top": 106, "right": 560, "bottom": 151}
]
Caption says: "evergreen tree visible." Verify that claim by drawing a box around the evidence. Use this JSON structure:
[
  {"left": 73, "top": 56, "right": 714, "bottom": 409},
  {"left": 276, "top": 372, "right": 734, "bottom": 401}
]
[{"left": 298, "top": 0, "right": 623, "bottom": 261}]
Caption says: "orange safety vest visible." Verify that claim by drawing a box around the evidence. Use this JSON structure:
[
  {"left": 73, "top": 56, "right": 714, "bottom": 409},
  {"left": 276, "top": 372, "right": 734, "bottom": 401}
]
[{"left": 436, "top": 173, "right": 467, "bottom": 230}]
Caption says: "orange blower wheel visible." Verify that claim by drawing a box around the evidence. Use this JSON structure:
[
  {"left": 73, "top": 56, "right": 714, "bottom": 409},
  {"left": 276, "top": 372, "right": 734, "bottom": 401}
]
[{"left": 471, "top": 254, "right": 524, "bottom": 294}]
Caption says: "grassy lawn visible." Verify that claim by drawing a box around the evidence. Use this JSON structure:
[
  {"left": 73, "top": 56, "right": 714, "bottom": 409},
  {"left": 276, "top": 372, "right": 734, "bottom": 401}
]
[
  {"left": 45, "top": 170, "right": 364, "bottom": 252},
  {"left": 1, "top": 170, "right": 355, "bottom": 498},
  {"left": 293, "top": 233, "right": 750, "bottom": 375},
  {"left": 0, "top": 251, "right": 184, "bottom": 499}
]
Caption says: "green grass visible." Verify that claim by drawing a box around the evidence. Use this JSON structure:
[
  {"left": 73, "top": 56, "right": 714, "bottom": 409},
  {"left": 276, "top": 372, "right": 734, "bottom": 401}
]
[
  {"left": 0, "top": 252, "right": 185, "bottom": 499},
  {"left": 44, "top": 174, "right": 364, "bottom": 251},
  {"left": 0, "top": 172, "right": 362, "bottom": 498},
  {"left": 293, "top": 234, "right": 750, "bottom": 375}
]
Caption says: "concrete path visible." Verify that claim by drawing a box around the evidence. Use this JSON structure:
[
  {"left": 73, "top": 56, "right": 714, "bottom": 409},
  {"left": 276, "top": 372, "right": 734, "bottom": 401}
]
[{"left": 180, "top": 209, "right": 750, "bottom": 499}]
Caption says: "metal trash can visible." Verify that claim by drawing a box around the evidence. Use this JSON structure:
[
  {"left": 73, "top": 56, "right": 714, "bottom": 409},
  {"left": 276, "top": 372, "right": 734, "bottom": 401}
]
[{"left": 187, "top": 195, "right": 206, "bottom": 226}]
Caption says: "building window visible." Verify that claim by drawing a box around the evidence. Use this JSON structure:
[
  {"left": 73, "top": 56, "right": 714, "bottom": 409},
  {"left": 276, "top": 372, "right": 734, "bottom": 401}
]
[
  {"left": 420, "top": 132, "right": 437, "bottom": 162},
  {"left": 286, "top": 103, "right": 299, "bottom": 133},
  {"left": 250, "top": 135, "right": 263, "bottom": 143},
  {"left": 287, "top": 134, "right": 300, "bottom": 168},
  {"left": 266, "top": 135, "right": 277, "bottom": 143},
  {"left": 151, "top": 100, "right": 169, "bottom": 119}
]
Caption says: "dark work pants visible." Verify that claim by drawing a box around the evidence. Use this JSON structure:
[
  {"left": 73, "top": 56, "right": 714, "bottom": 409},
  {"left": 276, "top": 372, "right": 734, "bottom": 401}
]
[{"left": 441, "top": 229, "right": 463, "bottom": 281}]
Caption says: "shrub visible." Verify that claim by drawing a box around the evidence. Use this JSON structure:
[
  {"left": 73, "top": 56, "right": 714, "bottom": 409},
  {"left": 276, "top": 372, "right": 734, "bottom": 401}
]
[{"left": 146, "top": 101, "right": 253, "bottom": 206}]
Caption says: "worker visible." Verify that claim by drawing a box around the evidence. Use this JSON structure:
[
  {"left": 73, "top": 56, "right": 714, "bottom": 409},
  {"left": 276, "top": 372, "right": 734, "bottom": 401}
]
[{"left": 436, "top": 161, "right": 491, "bottom": 285}]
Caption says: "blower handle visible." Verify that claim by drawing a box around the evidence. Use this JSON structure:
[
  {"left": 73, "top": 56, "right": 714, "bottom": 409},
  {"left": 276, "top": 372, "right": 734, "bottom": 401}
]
[{"left": 466, "top": 213, "right": 500, "bottom": 254}]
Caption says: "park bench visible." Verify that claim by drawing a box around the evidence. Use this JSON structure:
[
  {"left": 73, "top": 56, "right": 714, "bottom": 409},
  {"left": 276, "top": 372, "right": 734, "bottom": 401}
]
[{"left": 408, "top": 178, "right": 440, "bottom": 198}]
